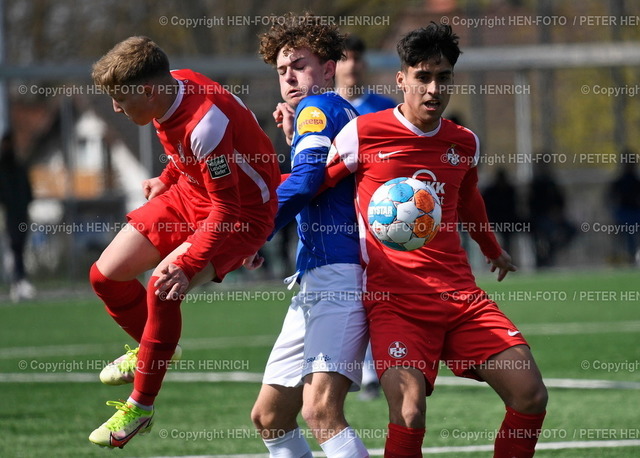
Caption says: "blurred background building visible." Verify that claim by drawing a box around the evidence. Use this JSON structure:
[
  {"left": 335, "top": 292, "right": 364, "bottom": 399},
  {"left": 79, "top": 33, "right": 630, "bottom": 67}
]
[{"left": 1, "top": 0, "right": 639, "bottom": 291}]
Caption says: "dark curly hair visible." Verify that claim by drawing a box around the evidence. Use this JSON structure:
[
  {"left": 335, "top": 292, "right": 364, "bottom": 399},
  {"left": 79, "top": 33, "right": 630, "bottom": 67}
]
[
  {"left": 397, "top": 22, "right": 461, "bottom": 70},
  {"left": 259, "top": 12, "right": 345, "bottom": 65}
]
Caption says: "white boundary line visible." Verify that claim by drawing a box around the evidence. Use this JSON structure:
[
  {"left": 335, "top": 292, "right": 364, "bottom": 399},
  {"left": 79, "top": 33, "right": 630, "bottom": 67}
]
[
  {"left": 2, "top": 320, "right": 639, "bottom": 360},
  {"left": 151, "top": 439, "right": 640, "bottom": 457},
  {"left": 0, "top": 335, "right": 276, "bottom": 359},
  {"left": 0, "top": 371, "right": 639, "bottom": 390}
]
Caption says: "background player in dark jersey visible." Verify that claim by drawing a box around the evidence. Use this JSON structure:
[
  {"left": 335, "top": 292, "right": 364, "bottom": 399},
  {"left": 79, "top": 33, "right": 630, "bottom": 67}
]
[
  {"left": 88, "top": 36, "right": 279, "bottom": 449},
  {"left": 248, "top": 12, "right": 369, "bottom": 458},
  {"left": 326, "top": 24, "right": 547, "bottom": 457},
  {"left": 335, "top": 34, "right": 397, "bottom": 115}
]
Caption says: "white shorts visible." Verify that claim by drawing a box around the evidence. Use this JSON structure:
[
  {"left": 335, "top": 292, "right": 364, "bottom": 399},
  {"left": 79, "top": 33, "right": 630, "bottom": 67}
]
[{"left": 262, "top": 263, "right": 368, "bottom": 391}]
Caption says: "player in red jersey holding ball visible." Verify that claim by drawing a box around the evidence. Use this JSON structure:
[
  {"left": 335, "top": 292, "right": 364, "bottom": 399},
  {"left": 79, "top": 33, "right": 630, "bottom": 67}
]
[
  {"left": 325, "top": 24, "right": 547, "bottom": 457},
  {"left": 88, "top": 36, "right": 279, "bottom": 448}
]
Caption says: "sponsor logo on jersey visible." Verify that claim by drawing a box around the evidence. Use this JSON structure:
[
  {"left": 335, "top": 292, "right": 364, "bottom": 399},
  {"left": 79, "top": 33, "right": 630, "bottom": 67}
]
[
  {"left": 206, "top": 155, "right": 231, "bottom": 179},
  {"left": 445, "top": 144, "right": 460, "bottom": 165},
  {"left": 507, "top": 329, "right": 521, "bottom": 337},
  {"left": 412, "top": 169, "right": 446, "bottom": 195},
  {"left": 388, "top": 341, "right": 407, "bottom": 359},
  {"left": 297, "top": 106, "right": 327, "bottom": 134}
]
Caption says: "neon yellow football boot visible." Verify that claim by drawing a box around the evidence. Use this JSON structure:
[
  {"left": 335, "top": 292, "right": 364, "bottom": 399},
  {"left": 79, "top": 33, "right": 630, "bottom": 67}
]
[
  {"left": 100, "top": 343, "right": 182, "bottom": 385},
  {"left": 89, "top": 400, "right": 154, "bottom": 448}
]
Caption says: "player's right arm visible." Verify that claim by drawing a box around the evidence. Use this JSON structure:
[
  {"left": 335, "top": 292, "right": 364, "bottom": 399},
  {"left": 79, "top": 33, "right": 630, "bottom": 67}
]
[{"left": 273, "top": 103, "right": 295, "bottom": 146}]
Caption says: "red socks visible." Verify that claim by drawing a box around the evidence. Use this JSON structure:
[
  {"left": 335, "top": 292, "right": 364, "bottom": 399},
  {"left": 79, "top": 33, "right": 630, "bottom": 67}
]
[
  {"left": 89, "top": 263, "right": 147, "bottom": 342},
  {"left": 494, "top": 406, "right": 546, "bottom": 458},
  {"left": 384, "top": 406, "right": 545, "bottom": 458},
  {"left": 385, "top": 423, "right": 425, "bottom": 458},
  {"left": 90, "top": 265, "right": 183, "bottom": 407},
  {"left": 131, "top": 276, "right": 182, "bottom": 406}
]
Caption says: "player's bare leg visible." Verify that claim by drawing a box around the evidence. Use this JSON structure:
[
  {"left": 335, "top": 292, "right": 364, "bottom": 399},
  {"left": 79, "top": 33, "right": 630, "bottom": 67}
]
[
  {"left": 252, "top": 384, "right": 303, "bottom": 437},
  {"left": 301, "top": 372, "right": 350, "bottom": 440},
  {"left": 380, "top": 367, "right": 427, "bottom": 428},
  {"left": 95, "top": 223, "right": 161, "bottom": 280},
  {"left": 90, "top": 224, "right": 163, "bottom": 352},
  {"left": 379, "top": 367, "right": 427, "bottom": 456},
  {"left": 251, "top": 384, "right": 312, "bottom": 456},
  {"left": 475, "top": 345, "right": 547, "bottom": 414},
  {"left": 474, "top": 345, "right": 548, "bottom": 458},
  {"left": 301, "top": 371, "right": 368, "bottom": 456}
]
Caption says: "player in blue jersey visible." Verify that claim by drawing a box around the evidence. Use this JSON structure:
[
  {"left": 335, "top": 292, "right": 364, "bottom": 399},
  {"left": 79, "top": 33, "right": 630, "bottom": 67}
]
[
  {"left": 335, "top": 34, "right": 397, "bottom": 116},
  {"left": 247, "top": 12, "right": 369, "bottom": 458}
]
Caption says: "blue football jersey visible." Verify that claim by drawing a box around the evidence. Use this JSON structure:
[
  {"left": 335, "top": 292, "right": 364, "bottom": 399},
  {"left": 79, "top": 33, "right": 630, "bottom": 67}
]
[
  {"left": 350, "top": 92, "right": 397, "bottom": 115},
  {"left": 273, "top": 92, "right": 359, "bottom": 275}
]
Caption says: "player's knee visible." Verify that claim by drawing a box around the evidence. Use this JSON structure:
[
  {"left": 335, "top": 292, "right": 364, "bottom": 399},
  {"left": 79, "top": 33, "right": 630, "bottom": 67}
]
[
  {"left": 300, "top": 400, "right": 335, "bottom": 429},
  {"left": 251, "top": 403, "right": 274, "bottom": 432},
  {"left": 526, "top": 382, "right": 548, "bottom": 413},
  {"left": 89, "top": 262, "right": 110, "bottom": 294},
  {"left": 389, "top": 402, "right": 426, "bottom": 429},
  {"left": 251, "top": 402, "right": 296, "bottom": 437},
  {"left": 511, "top": 381, "right": 548, "bottom": 414}
]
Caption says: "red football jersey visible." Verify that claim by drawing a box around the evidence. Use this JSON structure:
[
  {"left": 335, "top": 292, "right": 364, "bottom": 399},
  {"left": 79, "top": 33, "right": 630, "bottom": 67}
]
[
  {"left": 153, "top": 69, "right": 279, "bottom": 277},
  {"left": 326, "top": 107, "right": 502, "bottom": 294}
]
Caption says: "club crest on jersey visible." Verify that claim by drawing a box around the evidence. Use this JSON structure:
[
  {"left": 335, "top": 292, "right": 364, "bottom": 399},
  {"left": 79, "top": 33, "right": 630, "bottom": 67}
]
[
  {"left": 388, "top": 341, "right": 407, "bottom": 359},
  {"left": 206, "top": 155, "right": 231, "bottom": 179},
  {"left": 445, "top": 144, "right": 460, "bottom": 165},
  {"left": 297, "top": 106, "right": 327, "bottom": 134}
]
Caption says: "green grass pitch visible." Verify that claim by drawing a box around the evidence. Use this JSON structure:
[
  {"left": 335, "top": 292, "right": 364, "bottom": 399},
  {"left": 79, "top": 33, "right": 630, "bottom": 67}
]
[{"left": 1, "top": 268, "right": 639, "bottom": 457}]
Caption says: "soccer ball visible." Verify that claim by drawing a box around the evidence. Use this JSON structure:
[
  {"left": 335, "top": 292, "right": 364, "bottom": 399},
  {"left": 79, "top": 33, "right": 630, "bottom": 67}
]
[{"left": 367, "top": 177, "right": 442, "bottom": 251}]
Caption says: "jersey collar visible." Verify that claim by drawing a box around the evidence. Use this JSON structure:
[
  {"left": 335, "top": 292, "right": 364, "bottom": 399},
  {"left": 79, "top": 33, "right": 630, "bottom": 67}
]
[
  {"left": 156, "top": 78, "right": 184, "bottom": 124},
  {"left": 393, "top": 105, "right": 441, "bottom": 137}
]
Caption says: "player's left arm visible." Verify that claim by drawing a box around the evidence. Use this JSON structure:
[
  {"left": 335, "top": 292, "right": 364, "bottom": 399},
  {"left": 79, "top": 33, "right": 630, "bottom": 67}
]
[
  {"left": 271, "top": 136, "right": 328, "bottom": 235},
  {"left": 457, "top": 166, "right": 516, "bottom": 281},
  {"left": 166, "top": 115, "right": 241, "bottom": 288}
]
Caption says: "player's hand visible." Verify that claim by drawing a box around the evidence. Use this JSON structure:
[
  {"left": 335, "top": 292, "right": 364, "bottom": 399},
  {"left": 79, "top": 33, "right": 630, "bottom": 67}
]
[
  {"left": 143, "top": 177, "right": 169, "bottom": 200},
  {"left": 154, "top": 263, "right": 189, "bottom": 300},
  {"left": 243, "top": 252, "right": 264, "bottom": 270},
  {"left": 487, "top": 250, "right": 517, "bottom": 282},
  {"left": 273, "top": 103, "right": 295, "bottom": 145}
]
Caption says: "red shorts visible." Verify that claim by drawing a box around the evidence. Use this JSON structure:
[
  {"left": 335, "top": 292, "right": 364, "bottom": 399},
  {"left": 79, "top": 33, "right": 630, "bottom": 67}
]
[
  {"left": 365, "top": 288, "right": 528, "bottom": 395},
  {"left": 126, "top": 186, "right": 272, "bottom": 282}
]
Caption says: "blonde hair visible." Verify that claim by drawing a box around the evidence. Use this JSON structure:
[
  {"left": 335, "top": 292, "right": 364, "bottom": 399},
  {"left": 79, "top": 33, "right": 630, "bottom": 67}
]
[{"left": 92, "top": 36, "right": 170, "bottom": 93}]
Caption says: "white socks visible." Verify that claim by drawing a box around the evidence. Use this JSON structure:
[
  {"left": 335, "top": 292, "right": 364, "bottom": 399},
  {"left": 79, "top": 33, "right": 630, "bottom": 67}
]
[
  {"left": 127, "top": 397, "right": 152, "bottom": 411},
  {"left": 263, "top": 428, "right": 313, "bottom": 458},
  {"left": 320, "top": 426, "right": 368, "bottom": 458},
  {"left": 262, "top": 426, "right": 368, "bottom": 458}
]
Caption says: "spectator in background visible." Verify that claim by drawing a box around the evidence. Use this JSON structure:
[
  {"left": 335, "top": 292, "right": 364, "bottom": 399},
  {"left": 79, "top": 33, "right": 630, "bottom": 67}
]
[
  {"left": 335, "top": 34, "right": 397, "bottom": 115},
  {"left": 608, "top": 149, "right": 640, "bottom": 265},
  {"left": 0, "top": 131, "right": 36, "bottom": 302},
  {"left": 336, "top": 34, "right": 396, "bottom": 401},
  {"left": 527, "top": 162, "right": 576, "bottom": 268},
  {"left": 483, "top": 167, "right": 519, "bottom": 255}
]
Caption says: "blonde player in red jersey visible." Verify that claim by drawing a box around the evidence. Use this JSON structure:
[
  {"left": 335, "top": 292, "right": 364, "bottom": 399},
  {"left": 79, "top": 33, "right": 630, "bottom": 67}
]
[
  {"left": 87, "top": 36, "right": 279, "bottom": 449},
  {"left": 325, "top": 24, "right": 548, "bottom": 457}
]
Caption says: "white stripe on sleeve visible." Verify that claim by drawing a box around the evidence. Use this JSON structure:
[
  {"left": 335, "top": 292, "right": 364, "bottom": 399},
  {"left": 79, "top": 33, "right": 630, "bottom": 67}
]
[
  {"left": 190, "top": 105, "right": 230, "bottom": 161},
  {"left": 328, "top": 117, "right": 359, "bottom": 173}
]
